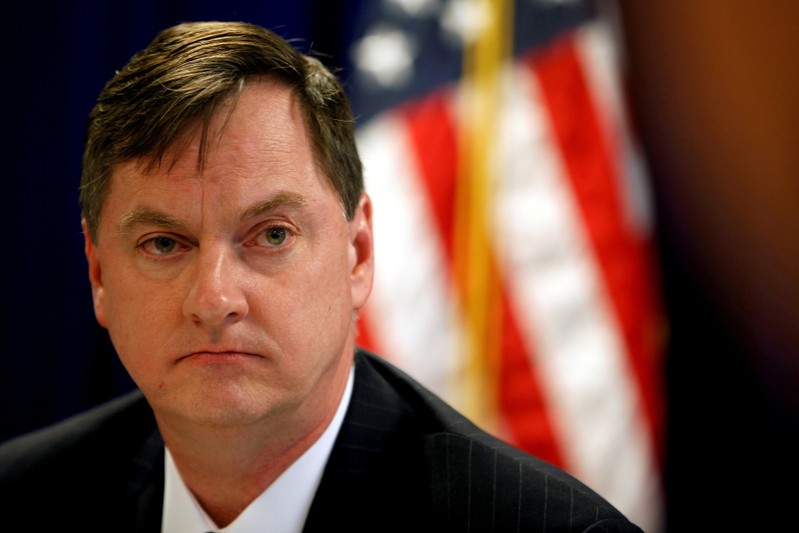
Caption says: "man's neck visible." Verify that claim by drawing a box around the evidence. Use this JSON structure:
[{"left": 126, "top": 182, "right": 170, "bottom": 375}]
[
  {"left": 155, "top": 364, "right": 353, "bottom": 527},
  {"left": 169, "top": 426, "right": 324, "bottom": 526}
]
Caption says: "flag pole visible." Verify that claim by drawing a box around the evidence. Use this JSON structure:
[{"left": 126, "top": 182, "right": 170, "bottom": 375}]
[{"left": 454, "top": 0, "right": 513, "bottom": 433}]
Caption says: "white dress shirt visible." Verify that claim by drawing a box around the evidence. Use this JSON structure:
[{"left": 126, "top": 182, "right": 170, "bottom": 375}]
[{"left": 161, "top": 368, "right": 354, "bottom": 533}]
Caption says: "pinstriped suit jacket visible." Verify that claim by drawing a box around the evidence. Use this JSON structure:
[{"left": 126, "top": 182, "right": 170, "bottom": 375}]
[{"left": 0, "top": 350, "right": 642, "bottom": 532}]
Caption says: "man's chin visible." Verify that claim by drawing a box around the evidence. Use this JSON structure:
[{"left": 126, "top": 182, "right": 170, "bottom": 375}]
[{"left": 150, "top": 385, "right": 286, "bottom": 429}]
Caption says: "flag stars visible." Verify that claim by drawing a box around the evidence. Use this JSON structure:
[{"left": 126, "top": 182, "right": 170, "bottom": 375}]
[
  {"left": 352, "top": 0, "right": 488, "bottom": 93},
  {"left": 440, "top": 0, "right": 491, "bottom": 47},
  {"left": 351, "top": 26, "right": 418, "bottom": 89},
  {"left": 387, "top": 0, "right": 440, "bottom": 17}
]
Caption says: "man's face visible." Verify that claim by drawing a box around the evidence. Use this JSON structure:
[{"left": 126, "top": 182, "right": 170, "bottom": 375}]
[{"left": 83, "top": 79, "right": 373, "bottom": 434}]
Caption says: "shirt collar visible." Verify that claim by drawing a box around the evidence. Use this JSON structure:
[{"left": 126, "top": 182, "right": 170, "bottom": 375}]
[{"left": 161, "top": 366, "right": 354, "bottom": 533}]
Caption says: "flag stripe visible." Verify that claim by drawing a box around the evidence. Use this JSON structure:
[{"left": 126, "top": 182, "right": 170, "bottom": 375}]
[
  {"left": 511, "top": 26, "right": 661, "bottom": 528},
  {"left": 496, "top": 289, "right": 565, "bottom": 466},
  {"left": 529, "top": 27, "right": 663, "bottom": 459},
  {"left": 400, "top": 90, "right": 565, "bottom": 465},
  {"left": 399, "top": 93, "right": 459, "bottom": 257},
  {"left": 357, "top": 113, "right": 463, "bottom": 398},
  {"left": 575, "top": 23, "right": 666, "bottom": 461}
]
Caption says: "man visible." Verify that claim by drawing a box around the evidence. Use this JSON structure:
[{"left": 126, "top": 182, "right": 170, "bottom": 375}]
[{"left": 0, "top": 21, "right": 643, "bottom": 532}]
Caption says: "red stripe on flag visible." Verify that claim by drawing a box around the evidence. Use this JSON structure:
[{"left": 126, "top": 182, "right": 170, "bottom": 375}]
[
  {"left": 399, "top": 92, "right": 459, "bottom": 253},
  {"left": 527, "top": 34, "right": 665, "bottom": 463},
  {"left": 399, "top": 90, "right": 565, "bottom": 467},
  {"left": 498, "top": 292, "right": 565, "bottom": 466}
]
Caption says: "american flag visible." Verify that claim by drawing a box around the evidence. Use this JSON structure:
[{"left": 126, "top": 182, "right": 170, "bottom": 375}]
[{"left": 346, "top": 1, "right": 665, "bottom": 530}]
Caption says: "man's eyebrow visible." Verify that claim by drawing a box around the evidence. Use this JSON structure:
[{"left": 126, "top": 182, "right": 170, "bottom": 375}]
[
  {"left": 241, "top": 192, "right": 308, "bottom": 220},
  {"left": 117, "top": 207, "right": 186, "bottom": 235}
]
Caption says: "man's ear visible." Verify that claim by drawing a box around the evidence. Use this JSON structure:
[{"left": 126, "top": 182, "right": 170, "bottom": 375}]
[
  {"left": 82, "top": 219, "right": 109, "bottom": 329},
  {"left": 348, "top": 193, "right": 374, "bottom": 311}
]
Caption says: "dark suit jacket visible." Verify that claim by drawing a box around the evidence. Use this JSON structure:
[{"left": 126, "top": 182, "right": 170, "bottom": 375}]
[{"left": 0, "top": 350, "right": 643, "bottom": 532}]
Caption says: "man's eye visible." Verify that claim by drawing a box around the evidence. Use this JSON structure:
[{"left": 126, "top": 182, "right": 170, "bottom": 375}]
[
  {"left": 256, "top": 226, "right": 291, "bottom": 247},
  {"left": 140, "top": 236, "right": 179, "bottom": 255}
]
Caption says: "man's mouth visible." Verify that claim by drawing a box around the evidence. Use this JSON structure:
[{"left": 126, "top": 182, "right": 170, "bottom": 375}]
[{"left": 178, "top": 351, "right": 262, "bottom": 365}]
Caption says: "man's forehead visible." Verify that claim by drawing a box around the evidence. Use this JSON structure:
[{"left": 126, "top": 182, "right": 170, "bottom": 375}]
[
  {"left": 119, "top": 77, "right": 309, "bottom": 175},
  {"left": 98, "top": 79, "right": 345, "bottom": 233}
]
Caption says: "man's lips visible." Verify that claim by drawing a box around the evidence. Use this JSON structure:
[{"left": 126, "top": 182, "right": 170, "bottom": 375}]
[{"left": 177, "top": 351, "right": 262, "bottom": 365}]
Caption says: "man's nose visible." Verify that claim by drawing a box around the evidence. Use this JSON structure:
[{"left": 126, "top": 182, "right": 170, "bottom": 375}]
[{"left": 183, "top": 245, "right": 249, "bottom": 326}]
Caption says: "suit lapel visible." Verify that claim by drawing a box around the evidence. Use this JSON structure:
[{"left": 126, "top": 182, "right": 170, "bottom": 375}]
[
  {"left": 122, "top": 428, "right": 165, "bottom": 533},
  {"left": 303, "top": 352, "right": 433, "bottom": 532}
]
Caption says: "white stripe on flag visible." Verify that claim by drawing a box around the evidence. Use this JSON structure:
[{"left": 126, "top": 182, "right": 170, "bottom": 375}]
[{"left": 358, "top": 113, "right": 465, "bottom": 400}]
